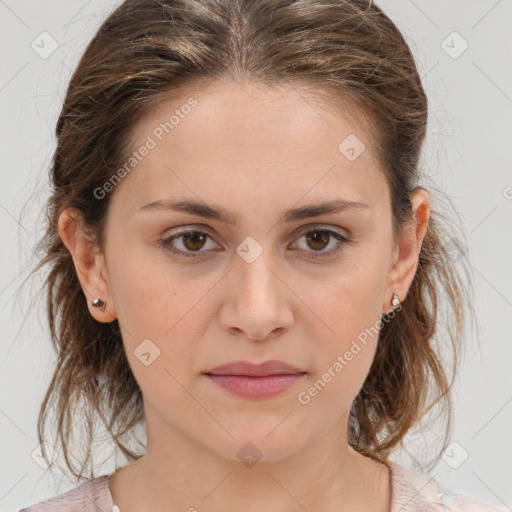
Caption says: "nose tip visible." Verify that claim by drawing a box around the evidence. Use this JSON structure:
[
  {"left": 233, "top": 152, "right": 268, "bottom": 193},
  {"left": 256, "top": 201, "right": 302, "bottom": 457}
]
[
  {"left": 220, "top": 258, "right": 294, "bottom": 341},
  {"left": 236, "top": 325, "right": 287, "bottom": 341}
]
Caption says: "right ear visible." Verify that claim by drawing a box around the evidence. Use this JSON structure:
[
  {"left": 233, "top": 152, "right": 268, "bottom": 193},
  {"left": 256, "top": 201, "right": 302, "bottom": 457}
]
[{"left": 57, "top": 207, "right": 117, "bottom": 323}]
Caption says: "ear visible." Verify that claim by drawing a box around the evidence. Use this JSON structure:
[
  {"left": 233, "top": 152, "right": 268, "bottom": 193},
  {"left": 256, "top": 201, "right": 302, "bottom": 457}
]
[
  {"left": 382, "top": 187, "right": 431, "bottom": 314},
  {"left": 57, "top": 207, "right": 117, "bottom": 323}
]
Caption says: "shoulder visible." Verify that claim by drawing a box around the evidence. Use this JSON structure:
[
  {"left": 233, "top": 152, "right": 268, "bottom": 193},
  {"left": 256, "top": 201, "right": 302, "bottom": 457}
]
[
  {"left": 18, "top": 474, "right": 114, "bottom": 512},
  {"left": 389, "top": 461, "right": 507, "bottom": 512}
]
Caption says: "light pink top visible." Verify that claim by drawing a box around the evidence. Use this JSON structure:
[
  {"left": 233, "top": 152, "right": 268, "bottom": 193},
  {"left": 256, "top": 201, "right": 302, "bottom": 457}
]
[{"left": 18, "top": 461, "right": 506, "bottom": 512}]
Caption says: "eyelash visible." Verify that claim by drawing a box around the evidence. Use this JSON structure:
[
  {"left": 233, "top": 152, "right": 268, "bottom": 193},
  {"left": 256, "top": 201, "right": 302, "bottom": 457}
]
[{"left": 161, "top": 226, "right": 351, "bottom": 259}]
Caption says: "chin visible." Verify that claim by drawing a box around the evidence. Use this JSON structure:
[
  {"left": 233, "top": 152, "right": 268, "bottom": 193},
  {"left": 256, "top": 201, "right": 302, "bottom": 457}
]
[{"left": 203, "top": 422, "right": 310, "bottom": 464}]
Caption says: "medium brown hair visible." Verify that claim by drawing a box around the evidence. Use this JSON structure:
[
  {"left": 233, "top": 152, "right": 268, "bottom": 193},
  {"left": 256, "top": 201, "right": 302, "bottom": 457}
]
[{"left": 29, "top": 0, "right": 474, "bottom": 480}]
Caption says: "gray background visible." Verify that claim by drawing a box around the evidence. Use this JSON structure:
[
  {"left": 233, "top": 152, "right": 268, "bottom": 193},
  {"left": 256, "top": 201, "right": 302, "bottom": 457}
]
[{"left": 1, "top": 0, "right": 511, "bottom": 510}]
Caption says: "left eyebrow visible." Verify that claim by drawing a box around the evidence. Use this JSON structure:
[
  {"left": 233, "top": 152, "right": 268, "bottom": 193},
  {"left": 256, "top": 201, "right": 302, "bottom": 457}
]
[{"left": 139, "top": 198, "right": 371, "bottom": 227}]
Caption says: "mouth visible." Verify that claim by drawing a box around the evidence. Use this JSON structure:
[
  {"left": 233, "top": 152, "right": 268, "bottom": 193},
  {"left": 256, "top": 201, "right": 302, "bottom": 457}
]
[
  {"left": 205, "top": 373, "right": 306, "bottom": 399},
  {"left": 204, "top": 359, "right": 306, "bottom": 399}
]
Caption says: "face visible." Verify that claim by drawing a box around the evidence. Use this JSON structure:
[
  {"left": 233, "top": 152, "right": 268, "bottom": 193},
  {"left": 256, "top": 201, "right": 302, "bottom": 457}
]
[{"left": 63, "top": 78, "right": 426, "bottom": 465}]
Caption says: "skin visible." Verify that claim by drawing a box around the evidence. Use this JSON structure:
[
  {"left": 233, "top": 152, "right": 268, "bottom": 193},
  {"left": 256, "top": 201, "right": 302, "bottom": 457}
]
[{"left": 58, "top": 78, "right": 430, "bottom": 512}]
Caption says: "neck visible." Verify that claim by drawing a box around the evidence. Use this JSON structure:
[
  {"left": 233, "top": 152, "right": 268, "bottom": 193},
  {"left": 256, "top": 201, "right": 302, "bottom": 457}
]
[{"left": 109, "top": 415, "right": 391, "bottom": 512}]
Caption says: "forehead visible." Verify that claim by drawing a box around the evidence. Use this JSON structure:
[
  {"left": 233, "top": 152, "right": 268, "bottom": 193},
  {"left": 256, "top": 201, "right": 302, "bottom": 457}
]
[
  {"left": 129, "top": 78, "right": 373, "bottom": 151},
  {"left": 113, "top": 78, "right": 387, "bottom": 214}
]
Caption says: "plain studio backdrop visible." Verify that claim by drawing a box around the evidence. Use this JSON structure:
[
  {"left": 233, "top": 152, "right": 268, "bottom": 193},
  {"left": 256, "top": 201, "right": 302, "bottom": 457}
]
[{"left": 0, "top": 1, "right": 511, "bottom": 511}]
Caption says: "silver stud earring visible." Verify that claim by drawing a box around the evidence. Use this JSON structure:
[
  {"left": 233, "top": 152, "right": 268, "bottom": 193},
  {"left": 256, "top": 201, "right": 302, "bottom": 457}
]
[
  {"left": 391, "top": 293, "right": 400, "bottom": 309},
  {"left": 91, "top": 298, "right": 106, "bottom": 312}
]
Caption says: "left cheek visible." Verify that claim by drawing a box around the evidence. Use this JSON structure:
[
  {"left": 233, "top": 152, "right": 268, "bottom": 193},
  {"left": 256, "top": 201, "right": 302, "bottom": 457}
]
[
  {"left": 312, "top": 339, "right": 378, "bottom": 408},
  {"left": 307, "top": 279, "right": 382, "bottom": 370},
  {"left": 305, "top": 279, "right": 382, "bottom": 336}
]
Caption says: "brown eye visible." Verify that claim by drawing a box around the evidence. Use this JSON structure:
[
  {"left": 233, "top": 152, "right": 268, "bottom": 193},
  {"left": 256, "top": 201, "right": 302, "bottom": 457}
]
[
  {"left": 292, "top": 227, "right": 351, "bottom": 259},
  {"left": 182, "top": 231, "right": 207, "bottom": 251},
  {"left": 162, "top": 229, "right": 221, "bottom": 258},
  {"left": 305, "top": 230, "right": 331, "bottom": 251}
]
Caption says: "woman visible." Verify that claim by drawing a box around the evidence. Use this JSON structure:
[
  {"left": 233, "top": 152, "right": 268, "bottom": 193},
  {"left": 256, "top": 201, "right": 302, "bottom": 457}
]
[{"left": 19, "top": 0, "right": 505, "bottom": 510}]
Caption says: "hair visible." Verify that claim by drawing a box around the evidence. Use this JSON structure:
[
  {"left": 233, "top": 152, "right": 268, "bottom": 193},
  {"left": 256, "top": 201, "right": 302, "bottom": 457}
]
[{"left": 28, "top": 0, "right": 474, "bottom": 480}]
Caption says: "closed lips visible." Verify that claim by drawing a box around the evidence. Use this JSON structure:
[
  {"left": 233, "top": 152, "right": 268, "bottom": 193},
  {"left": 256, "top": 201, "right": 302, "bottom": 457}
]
[{"left": 205, "top": 359, "right": 306, "bottom": 377}]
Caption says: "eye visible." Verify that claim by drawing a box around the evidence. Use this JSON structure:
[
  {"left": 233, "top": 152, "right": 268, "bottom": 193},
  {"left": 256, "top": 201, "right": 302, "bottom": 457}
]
[
  {"left": 290, "top": 227, "right": 351, "bottom": 258},
  {"left": 161, "top": 226, "right": 351, "bottom": 259},
  {"left": 161, "top": 229, "right": 221, "bottom": 258}
]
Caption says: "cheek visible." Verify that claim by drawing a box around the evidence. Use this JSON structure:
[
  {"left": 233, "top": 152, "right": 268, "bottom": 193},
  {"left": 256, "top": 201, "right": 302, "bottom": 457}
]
[
  {"left": 108, "top": 257, "right": 208, "bottom": 412},
  {"left": 106, "top": 244, "right": 216, "bottom": 375},
  {"left": 296, "top": 258, "right": 386, "bottom": 395},
  {"left": 296, "top": 319, "right": 380, "bottom": 416},
  {"left": 108, "top": 238, "right": 212, "bottom": 332},
  {"left": 301, "top": 259, "right": 386, "bottom": 338}
]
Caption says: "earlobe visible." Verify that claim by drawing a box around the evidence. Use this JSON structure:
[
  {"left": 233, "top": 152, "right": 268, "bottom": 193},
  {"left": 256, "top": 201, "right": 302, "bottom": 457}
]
[
  {"left": 57, "top": 207, "right": 117, "bottom": 323},
  {"left": 91, "top": 297, "right": 107, "bottom": 312}
]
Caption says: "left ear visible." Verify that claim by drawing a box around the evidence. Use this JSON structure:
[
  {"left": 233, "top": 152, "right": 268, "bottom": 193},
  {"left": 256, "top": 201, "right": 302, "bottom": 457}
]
[{"left": 383, "top": 186, "right": 431, "bottom": 313}]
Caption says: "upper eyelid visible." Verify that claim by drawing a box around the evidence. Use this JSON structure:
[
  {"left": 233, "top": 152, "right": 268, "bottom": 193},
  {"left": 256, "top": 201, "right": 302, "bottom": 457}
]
[
  {"left": 164, "top": 224, "right": 348, "bottom": 249},
  {"left": 165, "top": 223, "right": 347, "bottom": 240}
]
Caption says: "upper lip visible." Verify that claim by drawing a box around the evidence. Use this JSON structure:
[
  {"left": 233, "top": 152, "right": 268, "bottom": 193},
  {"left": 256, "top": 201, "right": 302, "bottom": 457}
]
[{"left": 205, "top": 359, "right": 305, "bottom": 377}]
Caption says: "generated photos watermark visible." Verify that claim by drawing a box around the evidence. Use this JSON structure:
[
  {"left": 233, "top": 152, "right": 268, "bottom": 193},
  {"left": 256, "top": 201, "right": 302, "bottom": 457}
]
[
  {"left": 94, "top": 97, "right": 198, "bottom": 200},
  {"left": 297, "top": 303, "right": 402, "bottom": 405}
]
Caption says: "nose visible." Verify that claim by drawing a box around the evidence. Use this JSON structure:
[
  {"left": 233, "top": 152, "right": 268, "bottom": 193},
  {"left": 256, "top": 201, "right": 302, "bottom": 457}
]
[{"left": 219, "top": 248, "right": 294, "bottom": 341}]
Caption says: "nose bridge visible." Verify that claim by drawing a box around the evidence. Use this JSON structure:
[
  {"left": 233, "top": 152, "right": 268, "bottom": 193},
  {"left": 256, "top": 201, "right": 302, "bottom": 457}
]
[
  {"left": 236, "top": 237, "right": 281, "bottom": 307},
  {"left": 223, "top": 236, "right": 293, "bottom": 339}
]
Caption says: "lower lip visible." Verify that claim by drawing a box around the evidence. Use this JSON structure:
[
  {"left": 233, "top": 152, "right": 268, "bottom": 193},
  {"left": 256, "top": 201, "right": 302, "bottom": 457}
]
[{"left": 205, "top": 373, "right": 305, "bottom": 399}]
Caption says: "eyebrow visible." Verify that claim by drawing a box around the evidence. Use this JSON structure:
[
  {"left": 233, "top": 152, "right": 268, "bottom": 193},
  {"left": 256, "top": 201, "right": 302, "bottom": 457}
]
[{"left": 140, "top": 198, "right": 370, "bottom": 225}]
